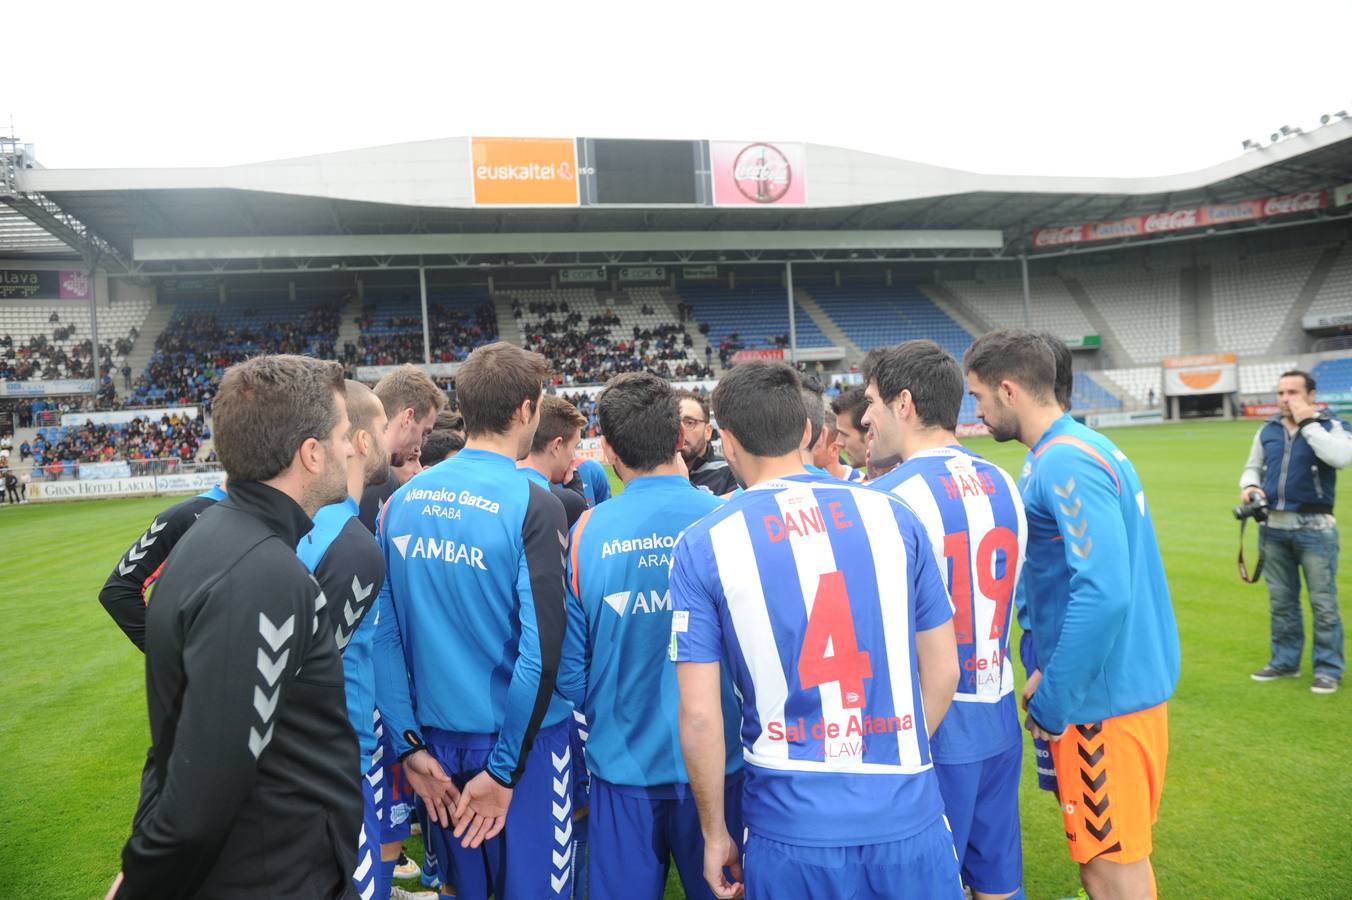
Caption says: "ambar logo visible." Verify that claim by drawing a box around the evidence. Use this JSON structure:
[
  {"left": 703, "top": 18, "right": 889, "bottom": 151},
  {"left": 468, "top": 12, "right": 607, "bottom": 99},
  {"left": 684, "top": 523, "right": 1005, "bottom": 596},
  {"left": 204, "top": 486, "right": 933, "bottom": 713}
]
[{"left": 471, "top": 137, "right": 580, "bottom": 206}]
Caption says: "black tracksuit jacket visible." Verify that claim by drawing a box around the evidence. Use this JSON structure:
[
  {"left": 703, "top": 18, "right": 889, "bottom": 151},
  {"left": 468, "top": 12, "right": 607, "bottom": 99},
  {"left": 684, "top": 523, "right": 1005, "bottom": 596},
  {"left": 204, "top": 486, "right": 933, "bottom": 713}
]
[{"left": 116, "top": 481, "right": 360, "bottom": 900}]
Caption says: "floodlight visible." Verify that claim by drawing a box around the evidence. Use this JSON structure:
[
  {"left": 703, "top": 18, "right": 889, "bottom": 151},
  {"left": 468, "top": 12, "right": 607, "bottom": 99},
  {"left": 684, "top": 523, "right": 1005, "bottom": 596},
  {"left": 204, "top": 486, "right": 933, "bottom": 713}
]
[
  {"left": 1279, "top": 125, "right": 1302, "bottom": 137},
  {"left": 1271, "top": 132, "right": 1281, "bottom": 143},
  {"left": 1242, "top": 139, "right": 1262, "bottom": 151},
  {"left": 1321, "top": 111, "right": 1350, "bottom": 125}
]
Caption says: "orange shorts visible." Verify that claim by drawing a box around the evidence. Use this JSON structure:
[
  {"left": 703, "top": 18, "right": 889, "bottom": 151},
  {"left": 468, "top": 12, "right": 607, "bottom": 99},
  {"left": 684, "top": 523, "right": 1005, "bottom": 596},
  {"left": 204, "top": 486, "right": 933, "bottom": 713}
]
[{"left": 1051, "top": 702, "right": 1168, "bottom": 865}]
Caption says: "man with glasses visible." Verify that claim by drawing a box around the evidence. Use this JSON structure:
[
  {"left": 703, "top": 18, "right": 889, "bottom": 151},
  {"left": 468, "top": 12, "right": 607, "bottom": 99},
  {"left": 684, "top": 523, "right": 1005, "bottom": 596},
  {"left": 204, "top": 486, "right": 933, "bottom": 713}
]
[{"left": 675, "top": 391, "right": 738, "bottom": 496}]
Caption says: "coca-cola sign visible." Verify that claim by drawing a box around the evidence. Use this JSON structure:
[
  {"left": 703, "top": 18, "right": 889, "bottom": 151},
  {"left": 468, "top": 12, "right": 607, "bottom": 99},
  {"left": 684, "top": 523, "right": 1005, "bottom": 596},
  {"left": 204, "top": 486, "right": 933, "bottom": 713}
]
[
  {"left": 1033, "top": 189, "right": 1328, "bottom": 249},
  {"left": 1262, "top": 191, "right": 1325, "bottom": 216},
  {"left": 1032, "top": 225, "right": 1086, "bottom": 247},
  {"left": 1143, "top": 209, "right": 1198, "bottom": 233},
  {"left": 711, "top": 141, "right": 807, "bottom": 206}
]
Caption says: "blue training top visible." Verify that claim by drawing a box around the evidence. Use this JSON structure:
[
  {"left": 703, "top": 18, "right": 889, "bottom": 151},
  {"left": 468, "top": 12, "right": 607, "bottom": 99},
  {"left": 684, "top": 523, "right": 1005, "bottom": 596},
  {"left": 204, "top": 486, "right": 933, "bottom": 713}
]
[
  {"left": 1018, "top": 414, "right": 1180, "bottom": 734},
  {"left": 557, "top": 474, "right": 739, "bottom": 796},
  {"left": 373, "top": 447, "right": 573, "bottom": 786}
]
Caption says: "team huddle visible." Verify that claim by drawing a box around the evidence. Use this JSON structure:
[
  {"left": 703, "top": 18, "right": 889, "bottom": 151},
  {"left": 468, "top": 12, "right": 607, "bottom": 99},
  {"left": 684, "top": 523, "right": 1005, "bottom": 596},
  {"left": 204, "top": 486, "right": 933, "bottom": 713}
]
[{"left": 98, "top": 328, "right": 1180, "bottom": 900}]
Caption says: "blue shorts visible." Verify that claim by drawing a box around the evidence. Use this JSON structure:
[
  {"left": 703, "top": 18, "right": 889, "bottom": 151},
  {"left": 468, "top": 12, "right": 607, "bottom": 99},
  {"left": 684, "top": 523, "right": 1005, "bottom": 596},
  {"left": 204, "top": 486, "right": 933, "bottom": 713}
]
[
  {"left": 374, "top": 710, "right": 413, "bottom": 844},
  {"left": 934, "top": 742, "right": 1023, "bottom": 895},
  {"left": 587, "top": 773, "right": 744, "bottom": 900},
  {"left": 742, "top": 816, "right": 964, "bottom": 900},
  {"left": 422, "top": 719, "right": 576, "bottom": 900}
]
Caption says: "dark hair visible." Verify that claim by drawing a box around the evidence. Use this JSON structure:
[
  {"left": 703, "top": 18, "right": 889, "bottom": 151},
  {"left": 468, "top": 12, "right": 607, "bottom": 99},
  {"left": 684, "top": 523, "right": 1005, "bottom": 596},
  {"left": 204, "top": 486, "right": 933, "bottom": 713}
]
[
  {"left": 1280, "top": 370, "right": 1316, "bottom": 392},
  {"left": 598, "top": 372, "right": 681, "bottom": 472},
  {"left": 373, "top": 364, "right": 447, "bottom": 422},
  {"left": 420, "top": 428, "right": 466, "bottom": 467},
  {"left": 963, "top": 329, "right": 1056, "bottom": 403},
  {"left": 455, "top": 342, "right": 550, "bottom": 436},
  {"left": 861, "top": 340, "right": 963, "bottom": 432},
  {"left": 830, "top": 385, "right": 869, "bottom": 430},
  {"left": 1034, "top": 332, "right": 1074, "bottom": 411},
  {"left": 800, "top": 376, "right": 825, "bottom": 449},
  {"left": 674, "top": 389, "right": 710, "bottom": 422},
  {"left": 711, "top": 360, "right": 806, "bottom": 457},
  {"left": 435, "top": 409, "right": 465, "bottom": 435},
  {"left": 213, "top": 354, "right": 345, "bottom": 482},
  {"left": 530, "top": 395, "right": 588, "bottom": 454}
]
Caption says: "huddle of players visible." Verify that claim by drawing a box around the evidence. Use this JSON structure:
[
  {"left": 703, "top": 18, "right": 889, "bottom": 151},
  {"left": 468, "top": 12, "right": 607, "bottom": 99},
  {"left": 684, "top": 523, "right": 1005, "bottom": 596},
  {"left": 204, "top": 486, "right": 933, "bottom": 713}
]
[{"left": 100, "top": 328, "right": 1179, "bottom": 900}]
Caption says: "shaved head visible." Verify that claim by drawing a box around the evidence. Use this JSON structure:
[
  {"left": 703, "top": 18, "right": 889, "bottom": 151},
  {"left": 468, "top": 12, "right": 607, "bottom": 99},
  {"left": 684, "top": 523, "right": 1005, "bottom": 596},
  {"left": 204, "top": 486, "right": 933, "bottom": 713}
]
[{"left": 344, "top": 380, "right": 385, "bottom": 438}]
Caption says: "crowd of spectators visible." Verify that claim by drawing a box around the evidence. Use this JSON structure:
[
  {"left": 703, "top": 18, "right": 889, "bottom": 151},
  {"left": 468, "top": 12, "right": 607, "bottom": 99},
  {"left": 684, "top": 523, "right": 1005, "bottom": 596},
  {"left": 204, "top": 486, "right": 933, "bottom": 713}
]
[
  {"left": 353, "top": 301, "right": 497, "bottom": 366},
  {"left": 0, "top": 327, "right": 128, "bottom": 382},
  {"left": 21, "top": 411, "right": 209, "bottom": 477},
  {"left": 127, "top": 305, "right": 339, "bottom": 409},
  {"left": 518, "top": 301, "right": 714, "bottom": 385}
]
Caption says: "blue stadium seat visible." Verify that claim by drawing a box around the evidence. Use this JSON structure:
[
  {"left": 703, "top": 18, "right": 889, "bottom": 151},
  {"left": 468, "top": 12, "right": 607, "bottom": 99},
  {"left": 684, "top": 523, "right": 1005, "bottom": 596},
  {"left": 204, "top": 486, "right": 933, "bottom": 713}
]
[
  {"left": 676, "top": 283, "right": 830, "bottom": 349},
  {"left": 1312, "top": 358, "right": 1352, "bottom": 393}
]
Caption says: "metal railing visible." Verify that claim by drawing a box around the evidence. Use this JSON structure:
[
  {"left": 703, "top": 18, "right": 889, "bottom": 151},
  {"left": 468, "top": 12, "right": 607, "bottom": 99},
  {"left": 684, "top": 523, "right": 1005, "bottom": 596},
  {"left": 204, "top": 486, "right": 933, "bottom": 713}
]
[{"left": 22, "top": 458, "right": 221, "bottom": 481}]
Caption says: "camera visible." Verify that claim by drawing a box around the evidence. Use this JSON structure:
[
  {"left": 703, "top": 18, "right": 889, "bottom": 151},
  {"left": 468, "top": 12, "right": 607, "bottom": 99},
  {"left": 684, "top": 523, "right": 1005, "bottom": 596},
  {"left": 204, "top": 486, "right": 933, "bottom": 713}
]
[{"left": 1233, "top": 497, "right": 1269, "bottom": 523}]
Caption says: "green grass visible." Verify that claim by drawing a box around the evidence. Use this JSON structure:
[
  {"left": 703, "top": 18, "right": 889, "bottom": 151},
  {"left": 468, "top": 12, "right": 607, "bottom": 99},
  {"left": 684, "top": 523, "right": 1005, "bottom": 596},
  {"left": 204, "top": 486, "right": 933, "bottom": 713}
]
[{"left": 2, "top": 421, "right": 1350, "bottom": 899}]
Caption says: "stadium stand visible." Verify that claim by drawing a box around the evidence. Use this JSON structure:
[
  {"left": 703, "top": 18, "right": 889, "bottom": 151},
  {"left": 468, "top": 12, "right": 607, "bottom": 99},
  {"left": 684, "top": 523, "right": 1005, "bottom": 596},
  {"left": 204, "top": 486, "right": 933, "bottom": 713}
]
[
  {"left": 27, "top": 412, "right": 208, "bottom": 473},
  {"left": 354, "top": 291, "right": 497, "bottom": 365},
  {"left": 0, "top": 299, "right": 150, "bottom": 381},
  {"left": 1239, "top": 360, "right": 1299, "bottom": 396},
  {"left": 1071, "top": 267, "right": 1183, "bottom": 362},
  {"left": 803, "top": 284, "right": 978, "bottom": 418},
  {"left": 128, "top": 300, "right": 339, "bottom": 407},
  {"left": 1100, "top": 367, "right": 1162, "bottom": 407},
  {"left": 676, "top": 282, "right": 831, "bottom": 363},
  {"left": 1212, "top": 247, "right": 1323, "bottom": 356},
  {"left": 510, "top": 287, "right": 711, "bottom": 385},
  {"left": 1304, "top": 243, "right": 1352, "bottom": 321},
  {"left": 1072, "top": 373, "right": 1122, "bottom": 411},
  {"left": 1312, "top": 357, "right": 1352, "bottom": 392},
  {"left": 942, "top": 276, "right": 1095, "bottom": 339}
]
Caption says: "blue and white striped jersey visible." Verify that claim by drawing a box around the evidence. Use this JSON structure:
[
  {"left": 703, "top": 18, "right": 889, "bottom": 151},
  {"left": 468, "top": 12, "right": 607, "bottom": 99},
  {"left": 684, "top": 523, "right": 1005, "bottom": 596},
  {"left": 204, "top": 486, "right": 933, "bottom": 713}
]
[
  {"left": 670, "top": 474, "right": 952, "bottom": 847},
  {"left": 870, "top": 446, "right": 1026, "bottom": 765}
]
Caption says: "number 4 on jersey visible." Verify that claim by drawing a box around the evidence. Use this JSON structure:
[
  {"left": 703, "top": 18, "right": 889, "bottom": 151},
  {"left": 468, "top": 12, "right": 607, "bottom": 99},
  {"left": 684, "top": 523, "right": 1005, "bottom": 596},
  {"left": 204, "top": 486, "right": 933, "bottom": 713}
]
[{"left": 798, "top": 571, "right": 872, "bottom": 708}]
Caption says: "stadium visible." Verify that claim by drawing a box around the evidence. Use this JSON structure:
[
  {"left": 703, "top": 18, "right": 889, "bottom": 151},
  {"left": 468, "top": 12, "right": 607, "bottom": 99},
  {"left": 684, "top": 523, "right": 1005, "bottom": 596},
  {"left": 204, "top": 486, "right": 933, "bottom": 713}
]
[{"left": 3, "top": 121, "right": 1351, "bottom": 900}]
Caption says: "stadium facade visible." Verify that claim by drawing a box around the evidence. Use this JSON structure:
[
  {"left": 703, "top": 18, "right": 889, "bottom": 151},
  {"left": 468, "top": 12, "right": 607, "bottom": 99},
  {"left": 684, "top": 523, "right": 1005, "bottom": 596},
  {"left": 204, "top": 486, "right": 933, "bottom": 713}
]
[{"left": 3, "top": 126, "right": 1352, "bottom": 425}]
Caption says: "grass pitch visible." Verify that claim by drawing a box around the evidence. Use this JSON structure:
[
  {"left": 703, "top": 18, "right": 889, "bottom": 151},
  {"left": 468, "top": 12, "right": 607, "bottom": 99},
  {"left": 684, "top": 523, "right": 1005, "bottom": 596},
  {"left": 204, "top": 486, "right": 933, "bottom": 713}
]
[{"left": 2, "top": 420, "right": 1349, "bottom": 899}]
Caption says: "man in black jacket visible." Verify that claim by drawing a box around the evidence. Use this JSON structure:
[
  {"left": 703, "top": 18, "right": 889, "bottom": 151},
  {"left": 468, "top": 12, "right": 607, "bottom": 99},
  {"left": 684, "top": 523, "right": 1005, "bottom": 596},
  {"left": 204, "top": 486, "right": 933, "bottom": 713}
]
[
  {"left": 110, "top": 354, "right": 359, "bottom": 900},
  {"left": 675, "top": 390, "right": 738, "bottom": 496}
]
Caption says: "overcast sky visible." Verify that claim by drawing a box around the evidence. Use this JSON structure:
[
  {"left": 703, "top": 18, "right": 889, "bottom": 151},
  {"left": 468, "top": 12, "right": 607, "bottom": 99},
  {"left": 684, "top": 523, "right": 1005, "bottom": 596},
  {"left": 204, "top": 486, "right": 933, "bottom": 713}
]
[{"left": 10, "top": 1, "right": 1351, "bottom": 177}]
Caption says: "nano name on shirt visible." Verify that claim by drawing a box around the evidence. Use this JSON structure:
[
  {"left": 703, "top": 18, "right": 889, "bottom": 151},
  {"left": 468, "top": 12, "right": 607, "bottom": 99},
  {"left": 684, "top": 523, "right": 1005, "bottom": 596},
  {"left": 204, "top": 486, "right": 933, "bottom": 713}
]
[
  {"left": 600, "top": 533, "right": 677, "bottom": 558},
  {"left": 404, "top": 486, "right": 501, "bottom": 514}
]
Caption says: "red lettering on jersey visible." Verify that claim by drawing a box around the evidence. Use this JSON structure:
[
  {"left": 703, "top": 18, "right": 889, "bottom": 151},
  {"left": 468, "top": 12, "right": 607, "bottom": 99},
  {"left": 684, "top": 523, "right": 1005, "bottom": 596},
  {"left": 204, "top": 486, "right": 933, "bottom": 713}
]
[
  {"left": 764, "top": 515, "right": 785, "bottom": 542},
  {"left": 828, "top": 501, "right": 854, "bottom": 530},
  {"left": 940, "top": 476, "right": 960, "bottom": 500}
]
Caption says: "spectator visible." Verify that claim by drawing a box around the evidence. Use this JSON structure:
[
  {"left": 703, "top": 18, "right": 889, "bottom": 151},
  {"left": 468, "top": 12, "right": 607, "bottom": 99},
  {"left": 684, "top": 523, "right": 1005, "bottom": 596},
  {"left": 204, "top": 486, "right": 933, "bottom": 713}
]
[{"left": 1241, "top": 370, "right": 1352, "bottom": 694}]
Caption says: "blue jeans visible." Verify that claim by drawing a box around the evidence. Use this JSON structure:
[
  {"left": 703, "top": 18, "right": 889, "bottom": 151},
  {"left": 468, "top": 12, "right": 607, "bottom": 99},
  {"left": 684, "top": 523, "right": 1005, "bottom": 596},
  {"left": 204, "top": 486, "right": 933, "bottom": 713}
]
[{"left": 1262, "top": 526, "right": 1344, "bottom": 679}]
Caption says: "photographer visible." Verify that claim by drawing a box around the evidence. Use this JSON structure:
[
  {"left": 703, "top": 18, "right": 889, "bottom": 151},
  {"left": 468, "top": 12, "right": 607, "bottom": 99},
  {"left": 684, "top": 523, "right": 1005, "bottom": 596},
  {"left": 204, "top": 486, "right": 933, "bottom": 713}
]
[{"left": 1240, "top": 370, "right": 1352, "bottom": 694}]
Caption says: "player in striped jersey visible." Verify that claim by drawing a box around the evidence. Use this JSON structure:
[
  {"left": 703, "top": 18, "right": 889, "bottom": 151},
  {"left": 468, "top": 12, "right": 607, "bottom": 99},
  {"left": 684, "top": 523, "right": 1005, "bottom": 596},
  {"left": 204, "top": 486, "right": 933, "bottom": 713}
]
[
  {"left": 672, "top": 360, "right": 963, "bottom": 900},
  {"left": 861, "top": 340, "right": 1027, "bottom": 900},
  {"left": 965, "top": 330, "right": 1179, "bottom": 900}
]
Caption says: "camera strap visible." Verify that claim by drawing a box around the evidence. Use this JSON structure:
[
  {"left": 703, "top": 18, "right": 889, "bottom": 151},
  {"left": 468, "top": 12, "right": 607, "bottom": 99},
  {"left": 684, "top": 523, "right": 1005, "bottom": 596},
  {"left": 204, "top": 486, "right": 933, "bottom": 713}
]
[{"left": 1238, "top": 517, "right": 1264, "bottom": 583}]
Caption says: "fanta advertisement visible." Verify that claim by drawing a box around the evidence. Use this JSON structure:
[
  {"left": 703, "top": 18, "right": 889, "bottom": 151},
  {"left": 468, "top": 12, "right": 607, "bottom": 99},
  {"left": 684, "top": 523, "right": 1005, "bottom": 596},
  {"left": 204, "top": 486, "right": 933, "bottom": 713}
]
[
  {"left": 711, "top": 141, "right": 807, "bottom": 206},
  {"left": 470, "top": 137, "right": 580, "bottom": 205}
]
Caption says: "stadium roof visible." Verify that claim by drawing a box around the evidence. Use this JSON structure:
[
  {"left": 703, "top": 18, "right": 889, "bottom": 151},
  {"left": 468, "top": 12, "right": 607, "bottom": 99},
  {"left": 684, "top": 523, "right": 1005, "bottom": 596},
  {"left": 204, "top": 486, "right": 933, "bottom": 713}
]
[{"left": 4, "top": 123, "right": 1352, "bottom": 272}]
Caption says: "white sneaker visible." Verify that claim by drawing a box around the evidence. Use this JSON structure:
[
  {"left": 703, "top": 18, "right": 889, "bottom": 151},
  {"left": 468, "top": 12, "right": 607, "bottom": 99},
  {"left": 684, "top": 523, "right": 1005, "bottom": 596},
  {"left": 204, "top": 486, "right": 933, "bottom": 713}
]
[
  {"left": 389, "top": 888, "right": 438, "bottom": 900},
  {"left": 392, "top": 855, "right": 421, "bottom": 880}
]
